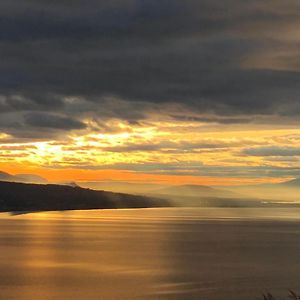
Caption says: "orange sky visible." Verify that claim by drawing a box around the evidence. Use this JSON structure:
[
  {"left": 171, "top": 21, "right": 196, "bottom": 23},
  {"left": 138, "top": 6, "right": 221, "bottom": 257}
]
[
  {"left": 1, "top": 119, "right": 300, "bottom": 186},
  {"left": 0, "top": 163, "right": 287, "bottom": 186}
]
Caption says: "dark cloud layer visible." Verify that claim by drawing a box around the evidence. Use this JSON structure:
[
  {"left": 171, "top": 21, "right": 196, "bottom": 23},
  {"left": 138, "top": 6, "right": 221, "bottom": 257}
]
[
  {"left": 243, "top": 146, "right": 300, "bottom": 157},
  {"left": 0, "top": 0, "right": 300, "bottom": 137},
  {"left": 24, "top": 112, "right": 86, "bottom": 130}
]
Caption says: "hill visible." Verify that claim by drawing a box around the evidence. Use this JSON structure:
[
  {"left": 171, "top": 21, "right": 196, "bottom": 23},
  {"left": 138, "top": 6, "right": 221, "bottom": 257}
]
[
  {"left": 0, "top": 171, "right": 47, "bottom": 184},
  {"left": 224, "top": 178, "right": 300, "bottom": 201},
  {"left": 0, "top": 171, "right": 16, "bottom": 181},
  {"left": 0, "top": 181, "right": 169, "bottom": 212},
  {"left": 15, "top": 174, "right": 47, "bottom": 184},
  {"left": 153, "top": 184, "right": 238, "bottom": 198},
  {"left": 78, "top": 181, "right": 162, "bottom": 195}
]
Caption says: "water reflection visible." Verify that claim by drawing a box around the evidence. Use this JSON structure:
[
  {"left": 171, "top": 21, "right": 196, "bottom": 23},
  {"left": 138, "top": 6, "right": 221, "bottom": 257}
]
[
  {"left": 0, "top": 211, "right": 170, "bottom": 299},
  {"left": 159, "top": 221, "right": 300, "bottom": 300},
  {"left": 0, "top": 208, "right": 299, "bottom": 299}
]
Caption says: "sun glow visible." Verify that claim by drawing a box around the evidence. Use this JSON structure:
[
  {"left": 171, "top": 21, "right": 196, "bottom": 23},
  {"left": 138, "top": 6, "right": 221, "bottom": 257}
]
[{"left": 1, "top": 115, "right": 300, "bottom": 185}]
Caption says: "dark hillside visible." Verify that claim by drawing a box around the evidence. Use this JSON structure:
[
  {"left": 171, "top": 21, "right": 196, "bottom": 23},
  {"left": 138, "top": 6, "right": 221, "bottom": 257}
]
[{"left": 0, "top": 181, "right": 169, "bottom": 212}]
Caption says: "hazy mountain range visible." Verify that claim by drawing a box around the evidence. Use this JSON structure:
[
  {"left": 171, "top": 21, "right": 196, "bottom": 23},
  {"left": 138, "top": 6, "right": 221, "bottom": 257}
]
[
  {"left": 79, "top": 179, "right": 300, "bottom": 206},
  {"left": 0, "top": 171, "right": 47, "bottom": 184},
  {"left": 225, "top": 179, "right": 300, "bottom": 201},
  {"left": 1, "top": 179, "right": 300, "bottom": 212},
  {"left": 1, "top": 170, "right": 300, "bottom": 204},
  {"left": 153, "top": 184, "right": 238, "bottom": 198}
]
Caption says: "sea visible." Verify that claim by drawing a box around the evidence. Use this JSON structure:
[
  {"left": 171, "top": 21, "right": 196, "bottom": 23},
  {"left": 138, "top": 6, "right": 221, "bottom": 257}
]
[{"left": 0, "top": 207, "right": 300, "bottom": 300}]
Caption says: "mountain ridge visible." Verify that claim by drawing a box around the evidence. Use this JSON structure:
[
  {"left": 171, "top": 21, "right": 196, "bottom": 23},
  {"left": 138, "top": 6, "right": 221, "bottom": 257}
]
[
  {"left": 0, "top": 181, "right": 169, "bottom": 212},
  {"left": 153, "top": 184, "right": 238, "bottom": 198},
  {"left": 0, "top": 171, "right": 47, "bottom": 184}
]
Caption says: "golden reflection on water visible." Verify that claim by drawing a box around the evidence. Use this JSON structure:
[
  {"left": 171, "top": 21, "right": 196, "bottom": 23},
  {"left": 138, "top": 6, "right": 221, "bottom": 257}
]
[
  {"left": 1, "top": 208, "right": 300, "bottom": 299},
  {"left": 0, "top": 210, "right": 172, "bottom": 299},
  {"left": 6, "top": 207, "right": 300, "bottom": 222}
]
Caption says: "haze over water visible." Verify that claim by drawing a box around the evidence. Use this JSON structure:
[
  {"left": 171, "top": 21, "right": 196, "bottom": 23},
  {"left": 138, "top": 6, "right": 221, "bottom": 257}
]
[{"left": 1, "top": 208, "right": 300, "bottom": 300}]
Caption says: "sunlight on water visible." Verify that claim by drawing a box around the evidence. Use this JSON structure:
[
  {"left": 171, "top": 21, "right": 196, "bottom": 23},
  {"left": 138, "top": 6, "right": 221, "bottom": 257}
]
[
  {"left": 0, "top": 208, "right": 300, "bottom": 300},
  {"left": 3, "top": 207, "right": 300, "bottom": 222}
]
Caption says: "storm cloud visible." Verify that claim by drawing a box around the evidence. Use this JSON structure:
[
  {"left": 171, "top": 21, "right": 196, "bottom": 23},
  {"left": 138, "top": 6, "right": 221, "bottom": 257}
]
[
  {"left": 0, "top": 0, "right": 299, "bottom": 129},
  {"left": 24, "top": 112, "right": 86, "bottom": 130}
]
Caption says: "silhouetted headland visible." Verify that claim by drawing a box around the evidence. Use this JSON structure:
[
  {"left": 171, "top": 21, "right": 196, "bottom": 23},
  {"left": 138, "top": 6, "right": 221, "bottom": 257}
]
[{"left": 0, "top": 181, "right": 169, "bottom": 212}]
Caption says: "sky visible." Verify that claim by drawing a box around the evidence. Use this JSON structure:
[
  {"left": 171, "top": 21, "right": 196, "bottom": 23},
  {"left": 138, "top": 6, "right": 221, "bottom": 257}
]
[{"left": 1, "top": 0, "right": 300, "bottom": 185}]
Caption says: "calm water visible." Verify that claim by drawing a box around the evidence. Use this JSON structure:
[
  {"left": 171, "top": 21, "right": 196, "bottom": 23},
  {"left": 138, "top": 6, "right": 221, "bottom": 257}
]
[{"left": 0, "top": 208, "right": 300, "bottom": 300}]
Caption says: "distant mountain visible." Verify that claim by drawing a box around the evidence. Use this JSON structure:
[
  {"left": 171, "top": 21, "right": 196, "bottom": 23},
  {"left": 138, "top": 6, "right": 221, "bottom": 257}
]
[
  {"left": 224, "top": 178, "right": 300, "bottom": 201},
  {"left": 0, "top": 181, "right": 169, "bottom": 212},
  {"left": 227, "top": 178, "right": 300, "bottom": 190},
  {"left": 14, "top": 174, "right": 48, "bottom": 184},
  {"left": 0, "top": 171, "right": 15, "bottom": 181},
  {"left": 0, "top": 171, "right": 47, "bottom": 184},
  {"left": 146, "top": 184, "right": 300, "bottom": 207},
  {"left": 154, "top": 184, "right": 238, "bottom": 198},
  {"left": 78, "top": 181, "right": 163, "bottom": 195}
]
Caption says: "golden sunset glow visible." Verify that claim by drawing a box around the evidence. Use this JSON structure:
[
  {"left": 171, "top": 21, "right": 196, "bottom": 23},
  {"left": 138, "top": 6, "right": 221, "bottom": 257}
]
[{"left": 1, "top": 115, "right": 300, "bottom": 185}]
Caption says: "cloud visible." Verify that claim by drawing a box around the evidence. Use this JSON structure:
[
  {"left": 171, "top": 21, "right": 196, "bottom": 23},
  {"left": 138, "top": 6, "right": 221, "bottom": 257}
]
[
  {"left": 24, "top": 112, "right": 86, "bottom": 130},
  {"left": 0, "top": 110, "right": 86, "bottom": 140},
  {"left": 45, "top": 161, "right": 300, "bottom": 179},
  {"left": 100, "top": 140, "right": 243, "bottom": 153},
  {"left": 242, "top": 146, "right": 300, "bottom": 157},
  {"left": 0, "top": 0, "right": 299, "bottom": 127}
]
